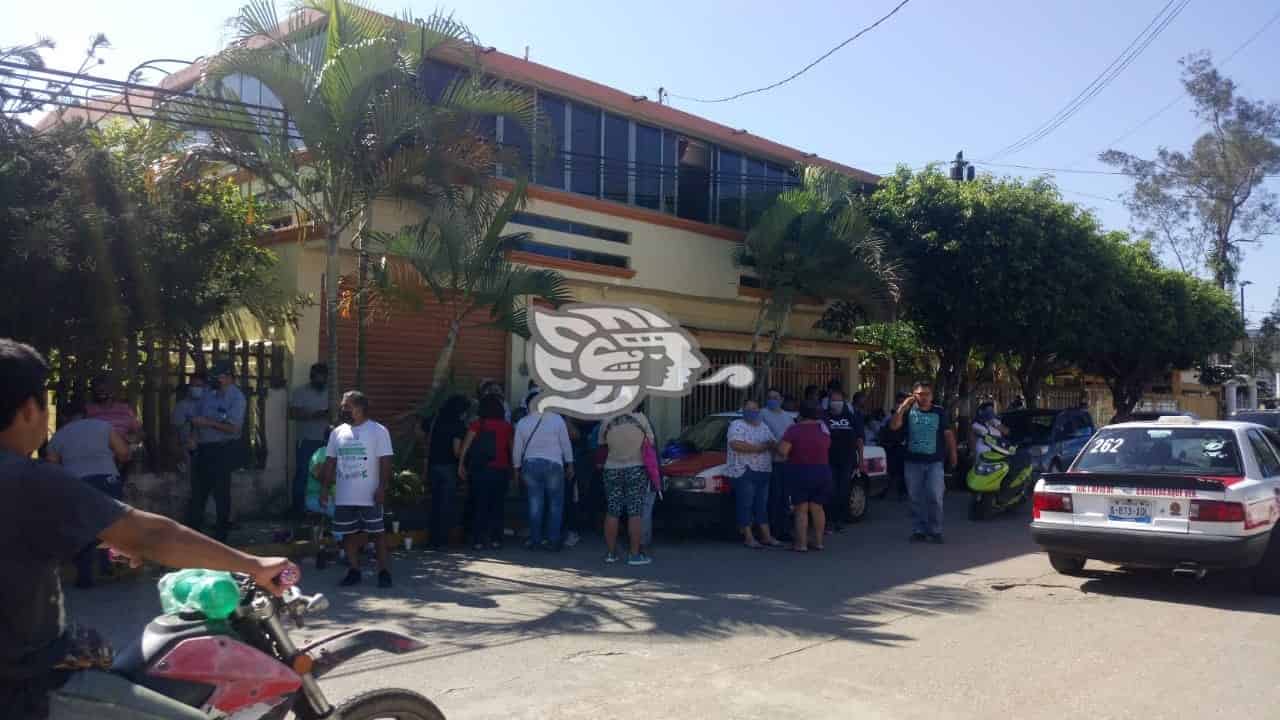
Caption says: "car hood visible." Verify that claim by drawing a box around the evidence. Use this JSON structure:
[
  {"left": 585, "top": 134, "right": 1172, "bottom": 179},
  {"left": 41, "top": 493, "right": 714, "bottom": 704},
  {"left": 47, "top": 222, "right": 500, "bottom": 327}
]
[{"left": 661, "top": 451, "right": 726, "bottom": 477}]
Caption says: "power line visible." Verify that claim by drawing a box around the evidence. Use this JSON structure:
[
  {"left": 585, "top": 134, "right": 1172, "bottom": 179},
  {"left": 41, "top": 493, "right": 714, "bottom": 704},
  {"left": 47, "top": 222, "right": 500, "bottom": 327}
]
[
  {"left": 973, "top": 159, "right": 1280, "bottom": 179},
  {"left": 668, "top": 0, "right": 912, "bottom": 104},
  {"left": 986, "top": 0, "right": 1190, "bottom": 161}
]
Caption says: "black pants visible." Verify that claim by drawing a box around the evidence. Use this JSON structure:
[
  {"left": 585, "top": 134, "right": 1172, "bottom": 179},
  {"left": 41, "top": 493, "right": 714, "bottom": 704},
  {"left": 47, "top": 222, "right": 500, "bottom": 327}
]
[
  {"left": 470, "top": 467, "right": 508, "bottom": 545},
  {"left": 428, "top": 463, "right": 457, "bottom": 547},
  {"left": 827, "top": 460, "right": 854, "bottom": 525},
  {"left": 188, "top": 441, "right": 237, "bottom": 541},
  {"left": 75, "top": 474, "right": 123, "bottom": 584}
]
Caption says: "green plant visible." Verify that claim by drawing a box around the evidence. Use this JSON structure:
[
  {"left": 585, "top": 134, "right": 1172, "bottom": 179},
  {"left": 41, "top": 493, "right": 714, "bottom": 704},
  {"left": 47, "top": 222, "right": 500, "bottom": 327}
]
[{"left": 387, "top": 469, "right": 424, "bottom": 507}]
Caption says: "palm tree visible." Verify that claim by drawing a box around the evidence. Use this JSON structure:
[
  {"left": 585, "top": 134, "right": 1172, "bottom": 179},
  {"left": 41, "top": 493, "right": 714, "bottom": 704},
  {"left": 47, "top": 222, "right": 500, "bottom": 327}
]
[
  {"left": 736, "top": 166, "right": 899, "bottom": 397},
  {"left": 371, "top": 176, "right": 573, "bottom": 405},
  {"left": 170, "top": 0, "right": 533, "bottom": 422}
]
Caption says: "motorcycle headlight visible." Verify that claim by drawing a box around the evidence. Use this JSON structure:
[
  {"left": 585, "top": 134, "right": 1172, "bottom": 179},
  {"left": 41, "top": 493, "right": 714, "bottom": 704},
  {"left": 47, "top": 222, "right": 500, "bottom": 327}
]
[{"left": 976, "top": 463, "right": 1002, "bottom": 475}]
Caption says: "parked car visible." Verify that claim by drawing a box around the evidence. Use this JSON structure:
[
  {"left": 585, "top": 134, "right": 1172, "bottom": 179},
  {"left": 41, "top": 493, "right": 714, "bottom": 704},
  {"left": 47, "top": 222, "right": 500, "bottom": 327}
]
[
  {"left": 1030, "top": 415, "right": 1280, "bottom": 593},
  {"left": 999, "top": 408, "right": 1096, "bottom": 473},
  {"left": 658, "top": 412, "right": 889, "bottom": 533},
  {"left": 1231, "top": 410, "right": 1280, "bottom": 431},
  {"left": 1112, "top": 410, "right": 1200, "bottom": 424}
]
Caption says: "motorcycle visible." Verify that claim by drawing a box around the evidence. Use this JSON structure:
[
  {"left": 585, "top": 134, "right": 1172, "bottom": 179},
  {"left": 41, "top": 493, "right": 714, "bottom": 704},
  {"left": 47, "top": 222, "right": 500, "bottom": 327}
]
[
  {"left": 110, "top": 570, "right": 443, "bottom": 719},
  {"left": 966, "top": 430, "right": 1037, "bottom": 521}
]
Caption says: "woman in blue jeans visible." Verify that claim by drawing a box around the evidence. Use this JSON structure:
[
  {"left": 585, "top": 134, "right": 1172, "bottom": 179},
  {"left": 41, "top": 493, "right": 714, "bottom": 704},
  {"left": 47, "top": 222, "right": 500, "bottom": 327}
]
[{"left": 726, "top": 399, "right": 782, "bottom": 548}]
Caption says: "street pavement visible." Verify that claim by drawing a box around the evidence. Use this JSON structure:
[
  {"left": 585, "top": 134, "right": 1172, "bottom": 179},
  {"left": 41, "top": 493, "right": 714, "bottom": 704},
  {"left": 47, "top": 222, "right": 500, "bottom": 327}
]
[{"left": 70, "top": 493, "right": 1280, "bottom": 719}]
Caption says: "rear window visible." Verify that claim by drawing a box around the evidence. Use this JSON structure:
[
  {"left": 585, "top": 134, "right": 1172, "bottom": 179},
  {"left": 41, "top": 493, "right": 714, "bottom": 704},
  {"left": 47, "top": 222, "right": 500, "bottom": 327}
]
[
  {"left": 1072, "top": 427, "right": 1242, "bottom": 476},
  {"left": 677, "top": 415, "right": 733, "bottom": 452},
  {"left": 1000, "top": 413, "right": 1055, "bottom": 444},
  {"left": 1233, "top": 412, "right": 1280, "bottom": 430}
]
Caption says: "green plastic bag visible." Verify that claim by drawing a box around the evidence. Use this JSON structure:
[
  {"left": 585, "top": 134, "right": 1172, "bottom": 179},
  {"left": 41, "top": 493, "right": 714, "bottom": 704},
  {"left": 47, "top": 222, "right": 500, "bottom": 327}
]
[{"left": 157, "top": 569, "right": 240, "bottom": 620}]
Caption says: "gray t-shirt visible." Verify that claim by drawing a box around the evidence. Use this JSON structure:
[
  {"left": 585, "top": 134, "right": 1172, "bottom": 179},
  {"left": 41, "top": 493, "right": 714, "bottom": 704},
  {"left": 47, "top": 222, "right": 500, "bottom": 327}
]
[
  {"left": 195, "top": 384, "right": 247, "bottom": 444},
  {"left": 48, "top": 418, "right": 118, "bottom": 479},
  {"left": 290, "top": 384, "right": 328, "bottom": 443}
]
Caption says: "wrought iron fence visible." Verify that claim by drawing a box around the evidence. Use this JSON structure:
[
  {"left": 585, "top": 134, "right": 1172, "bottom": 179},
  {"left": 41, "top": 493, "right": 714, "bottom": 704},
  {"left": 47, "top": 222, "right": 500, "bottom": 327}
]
[{"left": 681, "top": 349, "right": 843, "bottom": 426}]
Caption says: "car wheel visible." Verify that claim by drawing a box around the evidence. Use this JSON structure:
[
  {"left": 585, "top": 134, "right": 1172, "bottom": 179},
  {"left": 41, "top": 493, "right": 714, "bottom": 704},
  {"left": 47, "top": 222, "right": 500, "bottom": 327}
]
[
  {"left": 1251, "top": 530, "right": 1280, "bottom": 595},
  {"left": 847, "top": 477, "right": 868, "bottom": 523},
  {"left": 1048, "top": 552, "right": 1087, "bottom": 576}
]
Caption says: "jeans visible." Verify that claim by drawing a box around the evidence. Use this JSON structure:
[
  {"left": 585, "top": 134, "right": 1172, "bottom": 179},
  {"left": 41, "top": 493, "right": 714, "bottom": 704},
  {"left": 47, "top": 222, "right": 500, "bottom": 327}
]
[
  {"left": 470, "top": 466, "right": 508, "bottom": 544},
  {"left": 732, "top": 468, "right": 771, "bottom": 528},
  {"left": 905, "top": 460, "right": 946, "bottom": 536},
  {"left": 826, "top": 460, "right": 854, "bottom": 525},
  {"left": 294, "top": 439, "right": 325, "bottom": 514},
  {"left": 188, "top": 441, "right": 237, "bottom": 541},
  {"left": 75, "top": 475, "right": 122, "bottom": 583},
  {"left": 522, "top": 458, "right": 565, "bottom": 544},
  {"left": 48, "top": 669, "right": 208, "bottom": 719},
  {"left": 768, "top": 464, "right": 791, "bottom": 539},
  {"left": 428, "top": 463, "right": 457, "bottom": 547}
]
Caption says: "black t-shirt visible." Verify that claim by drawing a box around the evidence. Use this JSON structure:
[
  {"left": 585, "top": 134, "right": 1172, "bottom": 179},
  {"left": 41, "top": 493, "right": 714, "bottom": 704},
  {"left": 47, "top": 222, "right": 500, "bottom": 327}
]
[
  {"left": 825, "top": 408, "right": 863, "bottom": 464},
  {"left": 0, "top": 451, "right": 127, "bottom": 698},
  {"left": 426, "top": 417, "right": 466, "bottom": 467}
]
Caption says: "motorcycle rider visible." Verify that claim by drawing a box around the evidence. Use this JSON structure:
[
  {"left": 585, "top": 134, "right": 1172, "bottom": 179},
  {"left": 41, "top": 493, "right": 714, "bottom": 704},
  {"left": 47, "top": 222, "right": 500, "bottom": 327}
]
[
  {"left": 971, "top": 401, "right": 1008, "bottom": 459},
  {"left": 0, "top": 339, "right": 296, "bottom": 720}
]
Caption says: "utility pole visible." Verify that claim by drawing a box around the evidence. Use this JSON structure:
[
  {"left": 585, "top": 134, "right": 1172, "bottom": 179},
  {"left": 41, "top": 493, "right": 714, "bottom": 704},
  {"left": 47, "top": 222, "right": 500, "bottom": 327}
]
[{"left": 950, "top": 151, "right": 976, "bottom": 182}]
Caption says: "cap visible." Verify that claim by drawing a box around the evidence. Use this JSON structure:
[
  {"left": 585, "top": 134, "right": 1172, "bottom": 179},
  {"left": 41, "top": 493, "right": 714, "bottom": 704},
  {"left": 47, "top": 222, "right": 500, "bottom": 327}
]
[{"left": 211, "top": 360, "right": 235, "bottom": 377}]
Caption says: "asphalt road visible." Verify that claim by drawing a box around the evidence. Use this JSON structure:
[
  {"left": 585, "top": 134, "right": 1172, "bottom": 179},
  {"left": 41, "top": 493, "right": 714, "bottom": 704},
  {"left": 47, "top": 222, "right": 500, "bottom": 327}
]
[{"left": 70, "top": 493, "right": 1280, "bottom": 720}]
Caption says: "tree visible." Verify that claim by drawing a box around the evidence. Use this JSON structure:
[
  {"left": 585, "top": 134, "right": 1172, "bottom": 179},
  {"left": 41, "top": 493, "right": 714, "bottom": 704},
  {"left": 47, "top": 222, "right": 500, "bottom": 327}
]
[
  {"left": 1072, "top": 238, "right": 1240, "bottom": 418},
  {"left": 178, "top": 0, "right": 533, "bottom": 422},
  {"left": 735, "top": 165, "right": 898, "bottom": 398},
  {"left": 1101, "top": 52, "right": 1280, "bottom": 289}
]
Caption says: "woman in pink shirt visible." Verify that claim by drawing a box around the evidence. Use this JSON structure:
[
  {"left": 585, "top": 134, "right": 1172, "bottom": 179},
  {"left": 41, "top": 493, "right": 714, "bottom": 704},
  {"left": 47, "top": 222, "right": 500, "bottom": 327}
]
[
  {"left": 86, "top": 376, "right": 142, "bottom": 442},
  {"left": 777, "top": 400, "right": 832, "bottom": 552}
]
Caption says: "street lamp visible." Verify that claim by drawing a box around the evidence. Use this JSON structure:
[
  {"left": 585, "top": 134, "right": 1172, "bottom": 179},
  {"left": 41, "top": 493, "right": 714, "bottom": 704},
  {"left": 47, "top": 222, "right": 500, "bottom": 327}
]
[{"left": 1240, "top": 280, "right": 1253, "bottom": 326}]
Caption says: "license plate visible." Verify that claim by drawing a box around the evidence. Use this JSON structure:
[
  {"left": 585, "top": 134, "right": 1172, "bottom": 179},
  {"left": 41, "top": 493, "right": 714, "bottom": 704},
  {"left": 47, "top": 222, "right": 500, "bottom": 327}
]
[{"left": 1108, "top": 498, "right": 1152, "bottom": 523}]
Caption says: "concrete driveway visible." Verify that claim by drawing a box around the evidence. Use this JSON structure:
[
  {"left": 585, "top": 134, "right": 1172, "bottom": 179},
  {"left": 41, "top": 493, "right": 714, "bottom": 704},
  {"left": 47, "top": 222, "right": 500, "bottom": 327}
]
[{"left": 69, "top": 493, "right": 1280, "bottom": 719}]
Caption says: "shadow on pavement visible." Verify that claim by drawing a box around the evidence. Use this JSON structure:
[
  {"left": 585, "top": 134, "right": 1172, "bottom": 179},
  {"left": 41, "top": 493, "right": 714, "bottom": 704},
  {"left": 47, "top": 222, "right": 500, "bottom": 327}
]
[{"left": 1077, "top": 566, "right": 1280, "bottom": 614}]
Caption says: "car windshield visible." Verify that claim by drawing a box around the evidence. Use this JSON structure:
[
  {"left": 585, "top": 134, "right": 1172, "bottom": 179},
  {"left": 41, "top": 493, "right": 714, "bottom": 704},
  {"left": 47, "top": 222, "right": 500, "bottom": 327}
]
[
  {"left": 1072, "top": 427, "right": 1242, "bottom": 476},
  {"left": 1233, "top": 412, "right": 1280, "bottom": 429},
  {"left": 677, "top": 415, "right": 734, "bottom": 452},
  {"left": 1000, "top": 412, "right": 1055, "bottom": 445}
]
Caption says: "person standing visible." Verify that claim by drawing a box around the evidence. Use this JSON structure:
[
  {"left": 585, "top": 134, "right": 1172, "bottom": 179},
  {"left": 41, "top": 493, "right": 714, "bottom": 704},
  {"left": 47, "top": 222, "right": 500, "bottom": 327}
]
[
  {"left": 187, "top": 360, "right": 246, "bottom": 542},
  {"left": 289, "top": 363, "right": 329, "bottom": 517},
  {"left": 46, "top": 399, "right": 131, "bottom": 588},
  {"left": 459, "top": 395, "right": 514, "bottom": 551},
  {"left": 823, "top": 389, "right": 864, "bottom": 533},
  {"left": 86, "top": 376, "right": 142, "bottom": 446},
  {"left": 170, "top": 374, "right": 206, "bottom": 474},
  {"left": 883, "top": 391, "right": 909, "bottom": 502},
  {"left": 512, "top": 394, "right": 574, "bottom": 551},
  {"left": 777, "top": 401, "right": 832, "bottom": 552},
  {"left": 321, "top": 391, "right": 394, "bottom": 588},
  {"left": 726, "top": 399, "right": 781, "bottom": 548},
  {"left": 760, "top": 388, "right": 795, "bottom": 542},
  {"left": 600, "top": 406, "right": 656, "bottom": 566},
  {"left": 424, "top": 394, "right": 470, "bottom": 550},
  {"left": 888, "top": 381, "right": 957, "bottom": 544}
]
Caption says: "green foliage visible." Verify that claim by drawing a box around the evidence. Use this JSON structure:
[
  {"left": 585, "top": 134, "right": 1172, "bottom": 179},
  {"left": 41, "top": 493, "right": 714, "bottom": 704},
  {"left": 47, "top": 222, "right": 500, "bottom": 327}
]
[{"left": 387, "top": 468, "right": 424, "bottom": 507}]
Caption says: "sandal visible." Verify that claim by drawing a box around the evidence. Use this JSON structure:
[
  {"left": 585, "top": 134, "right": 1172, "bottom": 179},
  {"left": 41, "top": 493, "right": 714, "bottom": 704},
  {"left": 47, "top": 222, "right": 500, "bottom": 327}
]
[
  {"left": 789, "top": 546, "right": 808, "bottom": 553},
  {"left": 813, "top": 545, "right": 825, "bottom": 552},
  {"left": 744, "top": 540, "right": 763, "bottom": 549}
]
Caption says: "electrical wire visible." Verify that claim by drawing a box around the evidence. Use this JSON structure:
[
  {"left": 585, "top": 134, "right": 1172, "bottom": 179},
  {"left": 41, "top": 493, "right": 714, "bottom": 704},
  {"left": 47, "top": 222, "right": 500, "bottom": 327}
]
[
  {"left": 972, "top": 160, "right": 1280, "bottom": 179},
  {"left": 667, "top": 0, "right": 912, "bottom": 104},
  {"left": 985, "top": 0, "right": 1190, "bottom": 161}
]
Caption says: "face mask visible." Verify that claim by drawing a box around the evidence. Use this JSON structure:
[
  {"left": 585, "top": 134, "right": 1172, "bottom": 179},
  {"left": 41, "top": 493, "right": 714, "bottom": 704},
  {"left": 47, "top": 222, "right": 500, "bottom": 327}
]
[
  {"left": 829, "top": 401, "right": 845, "bottom": 413},
  {"left": 339, "top": 411, "right": 354, "bottom": 424},
  {"left": 766, "top": 398, "right": 782, "bottom": 411},
  {"left": 188, "top": 386, "right": 205, "bottom": 400},
  {"left": 742, "top": 409, "right": 761, "bottom": 423}
]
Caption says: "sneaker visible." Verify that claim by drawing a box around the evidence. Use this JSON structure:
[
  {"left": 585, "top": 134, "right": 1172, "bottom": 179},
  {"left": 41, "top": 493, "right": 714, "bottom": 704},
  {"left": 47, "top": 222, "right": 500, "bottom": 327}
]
[
  {"left": 604, "top": 552, "right": 619, "bottom": 564},
  {"left": 909, "top": 532, "right": 928, "bottom": 543},
  {"left": 627, "top": 553, "right": 653, "bottom": 566},
  {"left": 564, "top": 531, "right": 581, "bottom": 548},
  {"left": 339, "top": 569, "right": 362, "bottom": 587},
  {"left": 377, "top": 570, "right": 393, "bottom": 588},
  {"left": 928, "top": 533, "right": 945, "bottom": 544}
]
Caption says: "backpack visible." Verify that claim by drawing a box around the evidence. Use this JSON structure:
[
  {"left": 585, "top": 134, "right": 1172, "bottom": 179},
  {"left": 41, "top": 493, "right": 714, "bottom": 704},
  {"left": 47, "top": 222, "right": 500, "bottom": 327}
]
[{"left": 469, "top": 425, "right": 498, "bottom": 470}]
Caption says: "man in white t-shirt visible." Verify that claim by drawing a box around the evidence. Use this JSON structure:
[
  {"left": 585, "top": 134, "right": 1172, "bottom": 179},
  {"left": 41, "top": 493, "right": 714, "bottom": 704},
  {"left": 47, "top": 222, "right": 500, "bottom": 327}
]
[{"left": 321, "top": 390, "right": 395, "bottom": 588}]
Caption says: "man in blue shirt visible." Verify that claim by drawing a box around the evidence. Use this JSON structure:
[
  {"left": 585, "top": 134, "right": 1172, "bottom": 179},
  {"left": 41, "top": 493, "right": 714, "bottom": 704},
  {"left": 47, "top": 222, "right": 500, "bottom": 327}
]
[
  {"left": 888, "top": 380, "right": 957, "bottom": 543},
  {"left": 187, "top": 360, "right": 247, "bottom": 542}
]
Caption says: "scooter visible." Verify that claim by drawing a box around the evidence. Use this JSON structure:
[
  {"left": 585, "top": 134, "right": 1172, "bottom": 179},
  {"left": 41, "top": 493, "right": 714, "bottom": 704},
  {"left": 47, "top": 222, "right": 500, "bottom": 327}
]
[
  {"left": 966, "top": 430, "right": 1037, "bottom": 520},
  {"left": 110, "top": 570, "right": 443, "bottom": 719}
]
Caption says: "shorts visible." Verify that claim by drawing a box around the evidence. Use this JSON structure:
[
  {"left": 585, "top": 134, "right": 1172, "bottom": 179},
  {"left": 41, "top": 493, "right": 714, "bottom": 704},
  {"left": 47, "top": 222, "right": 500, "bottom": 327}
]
[
  {"left": 603, "top": 465, "right": 648, "bottom": 517},
  {"left": 333, "top": 505, "right": 385, "bottom": 535},
  {"left": 786, "top": 464, "right": 832, "bottom": 505}
]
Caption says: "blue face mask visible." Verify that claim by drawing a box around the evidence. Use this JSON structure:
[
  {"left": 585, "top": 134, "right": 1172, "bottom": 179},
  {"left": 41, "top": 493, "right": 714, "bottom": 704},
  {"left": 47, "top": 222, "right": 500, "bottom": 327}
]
[
  {"left": 743, "top": 409, "right": 761, "bottom": 423},
  {"left": 188, "top": 386, "right": 205, "bottom": 400},
  {"left": 765, "top": 398, "right": 782, "bottom": 411}
]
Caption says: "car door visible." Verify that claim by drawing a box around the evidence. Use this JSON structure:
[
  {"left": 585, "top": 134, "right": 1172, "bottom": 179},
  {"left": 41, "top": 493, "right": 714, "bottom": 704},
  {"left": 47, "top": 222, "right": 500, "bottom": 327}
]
[
  {"left": 1057, "top": 412, "right": 1091, "bottom": 466},
  {"left": 1243, "top": 429, "right": 1280, "bottom": 532}
]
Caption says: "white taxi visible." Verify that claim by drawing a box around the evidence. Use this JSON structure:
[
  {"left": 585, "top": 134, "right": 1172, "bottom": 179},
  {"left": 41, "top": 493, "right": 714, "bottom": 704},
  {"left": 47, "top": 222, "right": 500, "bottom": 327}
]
[{"left": 1029, "top": 416, "right": 1280, "bottom": 593}]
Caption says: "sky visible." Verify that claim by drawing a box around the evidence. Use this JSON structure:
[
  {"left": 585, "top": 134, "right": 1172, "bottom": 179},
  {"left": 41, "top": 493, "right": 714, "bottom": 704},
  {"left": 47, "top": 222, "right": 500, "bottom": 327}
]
[{"left": 7, "top": 0, "right": 1279, "bottom": 324}]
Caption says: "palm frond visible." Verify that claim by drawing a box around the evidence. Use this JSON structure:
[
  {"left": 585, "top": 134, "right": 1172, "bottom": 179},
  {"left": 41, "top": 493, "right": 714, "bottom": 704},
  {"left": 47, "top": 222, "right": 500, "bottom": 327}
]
[{"left": 316, "top": 37, "right": 401, "bottom": 136}]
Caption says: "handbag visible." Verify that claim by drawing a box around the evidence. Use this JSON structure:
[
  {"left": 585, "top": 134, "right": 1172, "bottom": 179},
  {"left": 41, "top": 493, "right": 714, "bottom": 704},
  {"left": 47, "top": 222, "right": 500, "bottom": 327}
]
[{"left": 641, "top": 436, "right": 662, "bottom": 495}]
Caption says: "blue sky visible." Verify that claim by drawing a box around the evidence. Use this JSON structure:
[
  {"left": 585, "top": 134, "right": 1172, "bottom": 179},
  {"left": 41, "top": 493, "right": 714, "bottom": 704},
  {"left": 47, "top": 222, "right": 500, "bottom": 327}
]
[{"left": 9, "top": 0, "right": 1279, "bottom": 323}]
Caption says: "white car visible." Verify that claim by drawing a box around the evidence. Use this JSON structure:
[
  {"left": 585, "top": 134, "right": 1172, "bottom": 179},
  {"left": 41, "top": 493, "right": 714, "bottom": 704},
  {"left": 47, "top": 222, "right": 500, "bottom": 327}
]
[{"left": 1029, "top": 416, "right": 1280, "bottom": 593}]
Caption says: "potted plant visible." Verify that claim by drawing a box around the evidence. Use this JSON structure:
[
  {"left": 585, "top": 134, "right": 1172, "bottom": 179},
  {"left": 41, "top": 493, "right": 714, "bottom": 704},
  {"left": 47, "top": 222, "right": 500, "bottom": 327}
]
[{"left": 384, "top": 469, "right": 427, "bottom": 531}]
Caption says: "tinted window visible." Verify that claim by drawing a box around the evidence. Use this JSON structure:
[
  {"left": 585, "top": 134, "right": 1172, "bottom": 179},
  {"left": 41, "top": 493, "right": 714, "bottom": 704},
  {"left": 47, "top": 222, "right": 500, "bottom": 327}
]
[
  {"left": 509, "top": 211, "right": 629, "bottom": 244},
  {"left": 744, "top": 157, "right": 769, "bottom": 227},
  {"left": 662, "top": 129, "right": 679, "bottom": 213},
  {"left": 508, "top": 238, "right": 629, "bottom": 269},
  {"left": 1073, "top": 427, "right": 1243, "bottom": 475},
  {"left": 500, "top": 88, "right": 534, "bottom": 178},
  {"left": 536, "top": 94, "right": 566, "bottom": 189},
  {"left": 634, "top": 124, "right": 661, "bottom": 209},
  {"left": 421, "top": 59, "right": 461, "bottom": 102},
  {"left": 676, "top": 137, "right": 711, "bottom": 223},
  {"left": 1000, "top": 413, "right": 1055, "bottom": 444},
  {"left": 1234, "top": 412, "right": 1280, "bottom": 429},
  {"left": 1247, "top": 430, "right": 1280, "bottom": 477},
  {"left": 602, "top": 114, "right": 630, "bottom": 203},
  {"left": 570, "top": 103, "right": 600, "bottom": 197},
  {"left": 678, "top": 415, "right": 733, "bottom": 452},
  {"left": 717, "top": 149, "right": 743, "bottom": 228}
]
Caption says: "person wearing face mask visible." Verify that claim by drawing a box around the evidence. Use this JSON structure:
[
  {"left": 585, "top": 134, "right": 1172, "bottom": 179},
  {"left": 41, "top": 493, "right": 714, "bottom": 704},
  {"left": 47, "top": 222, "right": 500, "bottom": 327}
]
[
  {"left": 187, "top": 360, "right": 247, "bottom": 542},
  {"left": 760, "top": 388, "right": 794, "bottom": 541},
  {"left": 170, "top": 374, "right": 206, "bottom": 474},
  {"left": 726, "top": 399, "right": 781, "bottom": 548},
  {"left": 321, "top": 391, "right": 395, "bottom": 588},
  {"left": 823, "top": 389, "right": 864, "bottom": 533},
  {"left": 289, "top": 363, "right": 329, "bottom": 516}
]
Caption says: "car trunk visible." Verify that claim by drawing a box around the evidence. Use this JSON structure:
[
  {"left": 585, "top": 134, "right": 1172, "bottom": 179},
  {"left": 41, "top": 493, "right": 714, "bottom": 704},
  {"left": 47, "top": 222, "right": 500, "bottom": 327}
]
[{"left": 1042, "top": 472, "right": 1232, "bottom": 534}]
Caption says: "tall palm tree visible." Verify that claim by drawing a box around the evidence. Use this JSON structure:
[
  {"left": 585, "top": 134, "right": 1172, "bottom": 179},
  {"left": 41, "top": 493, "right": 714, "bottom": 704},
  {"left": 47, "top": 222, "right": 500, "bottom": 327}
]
[
  {"left": 736, "top": 165, "right": 899, "bottom": 397},
  {"left": 170, "top": 0, "right": 533, "bottom": 422}
]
